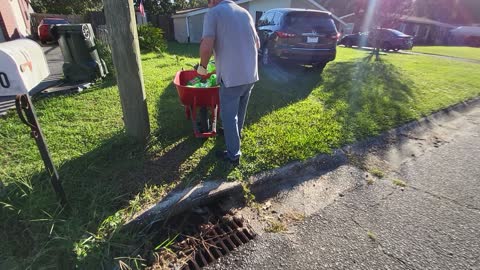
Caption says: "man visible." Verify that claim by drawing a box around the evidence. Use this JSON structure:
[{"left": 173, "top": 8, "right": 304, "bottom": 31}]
[{"left": 196, "top": 0, "right": 260, "bottom": 165}]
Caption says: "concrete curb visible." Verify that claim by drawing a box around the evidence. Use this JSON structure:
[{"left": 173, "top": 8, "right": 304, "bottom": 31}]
[{"left": 126, "top": 97, "right": 480, "bottom": 231}]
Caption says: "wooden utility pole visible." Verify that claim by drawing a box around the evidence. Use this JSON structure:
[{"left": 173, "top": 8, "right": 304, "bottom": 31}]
[{"left": 103, "top": 0, "right": 150, "bottom": 142}]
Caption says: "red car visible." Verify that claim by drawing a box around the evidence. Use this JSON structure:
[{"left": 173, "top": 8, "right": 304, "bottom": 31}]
[{"left": 38, "top": 18, "right": 69, "bottom": 44}]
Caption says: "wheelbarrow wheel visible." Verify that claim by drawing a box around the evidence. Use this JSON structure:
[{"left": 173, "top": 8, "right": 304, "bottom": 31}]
[
  {"left": 185, "top": 106, "right": 191, "bottom": 120},
  {"left": 198, "top": 107, "right": 211, "bottom": 133}
]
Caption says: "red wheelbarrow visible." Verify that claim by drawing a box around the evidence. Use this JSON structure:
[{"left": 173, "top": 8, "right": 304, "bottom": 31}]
[{"left": 173, "top": 70, "right": 220, "bottom": 138}]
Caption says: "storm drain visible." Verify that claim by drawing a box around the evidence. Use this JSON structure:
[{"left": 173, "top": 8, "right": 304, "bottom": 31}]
[
  {"left": 151, "top": 215, "right": 256, "bottom": 270},
  {"left": 182, "top": 216, "right": 256, "bottom": 270}
]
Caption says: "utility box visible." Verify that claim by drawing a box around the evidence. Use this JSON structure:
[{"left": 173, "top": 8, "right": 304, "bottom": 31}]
[
  {"left": 0, "top": 39, "right": 50, "bottom": 96},
  {"left": 52, "top": 24, "right": 108, "bottom": 82}
]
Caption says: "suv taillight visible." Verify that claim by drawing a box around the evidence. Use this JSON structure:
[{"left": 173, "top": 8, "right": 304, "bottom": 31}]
[
  {"left": 330, "top": 33, "right": 340, "bottom": 40},
  {"left": 276, "top": 32, "right": 296, "bottom": 38}
]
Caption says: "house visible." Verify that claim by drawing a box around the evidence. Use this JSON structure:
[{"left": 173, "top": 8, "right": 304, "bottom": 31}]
[
  {"left": 396, "top": 15, "right": 455, "bottom": 45},
  {"left": 0, "top": 0, "right": 33, "bottom": 42},
  {"left": 172, "top": 0, "right": 347, "bottom": 43},
  {"left": 340, "top": 12, "right": 455, "bottom": 45},
  {"left": 449, "top": 26, "right": 480, "bottom": 46}
]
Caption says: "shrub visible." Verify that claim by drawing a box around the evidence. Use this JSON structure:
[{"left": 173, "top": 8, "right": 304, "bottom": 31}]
[
  {"left": 137, "top": 24, "right": 167, "bottom": 53},
  {"left": 95, "top": 38, "right": 115, "bottom": 77}
]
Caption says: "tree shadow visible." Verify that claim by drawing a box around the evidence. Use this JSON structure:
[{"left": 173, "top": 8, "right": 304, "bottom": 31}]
[{"left": 318, "top": 54, "right": 417, "bottom": 142}]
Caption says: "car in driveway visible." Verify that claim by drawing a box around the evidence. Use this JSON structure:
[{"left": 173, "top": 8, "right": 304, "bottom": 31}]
[
  {"left": 38, "top": 18, "right": 69, "bottom": 44},
  {"left": 256, "top": 8, "right": 339, "bottom": 69},
  {"left": 339, "top": 28, "right": 414, "bottom": 51}
]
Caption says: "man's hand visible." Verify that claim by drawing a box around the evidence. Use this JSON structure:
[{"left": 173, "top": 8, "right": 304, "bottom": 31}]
[
  {"left": 195, "top": 64, "right": 208, "bottom": 76},
  {"left": 200, "top": 37, "right": 215, "bottom": 70}
]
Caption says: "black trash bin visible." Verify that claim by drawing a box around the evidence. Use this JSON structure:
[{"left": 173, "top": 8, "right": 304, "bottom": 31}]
[{"left": 52, "top": 24, "right": 108, "bottom": 82}]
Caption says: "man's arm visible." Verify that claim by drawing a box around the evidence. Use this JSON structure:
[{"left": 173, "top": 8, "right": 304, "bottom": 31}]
[
  {"left": 248, "top": 13, "right": 260, "bottom": 49},
  {"left": 200, "top": 37, "right": 215, "bottom": 68}
]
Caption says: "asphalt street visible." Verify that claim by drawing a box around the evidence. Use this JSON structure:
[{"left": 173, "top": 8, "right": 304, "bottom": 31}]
[{"left": 207, "top": 103, "right": 480, "bottom": 270}]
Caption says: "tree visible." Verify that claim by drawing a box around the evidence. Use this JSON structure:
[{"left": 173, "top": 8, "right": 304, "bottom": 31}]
[
  {"left": 140, "top": 0, "right": 207, "bottom": 15},
  {"left": 414, "top": 0, "right": 480, "bottom": 24},
  {"left": 187, "top": 0, "right": 208, "bottom": 8},
  {"left": 354, "top": 0, "right": 414, "bottom": 60},
  {"left": 172, "top": 0, "right": 207, "bottom": 10},
  {"left": 30, "top": 0, "right": 103, "bottom": 14},
  {"left": 142, "top": 0, "right": 176, "bottom": 15}
]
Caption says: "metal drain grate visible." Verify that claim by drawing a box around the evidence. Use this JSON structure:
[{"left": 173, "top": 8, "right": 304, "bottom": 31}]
[{"left": 179, "top": 216, "right": 256, "bottom": 270}]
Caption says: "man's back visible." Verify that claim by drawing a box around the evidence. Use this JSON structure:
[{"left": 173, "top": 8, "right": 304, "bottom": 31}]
[{"left": 203, "top": 0, "right": 259, "bottom": 87}]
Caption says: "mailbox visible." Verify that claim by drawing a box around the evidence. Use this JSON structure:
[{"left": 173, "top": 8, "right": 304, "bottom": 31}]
[{"left": 0, "top": 39, "right": 50, "bottom": 96}]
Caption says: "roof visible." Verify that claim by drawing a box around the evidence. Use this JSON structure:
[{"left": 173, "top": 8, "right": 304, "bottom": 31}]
[
  {"left": 172, "top": 0, "right": 252, "bottom": 18},
  {"left": 398, "top": 15, "right": 455, "bottom": 28},
  {"left": 175, "top": 7, "right": 205, "bottom": 15},
  {"left": 450, "top": 26, "right": 480, "bottom": 36},
  {"left": 339, "top": 11, "right": 455, "bottom": 29}
]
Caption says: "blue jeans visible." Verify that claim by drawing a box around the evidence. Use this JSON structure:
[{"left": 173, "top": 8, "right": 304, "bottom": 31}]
[{"left": 219, "top": 82, "right": 254, "bottom": 160}]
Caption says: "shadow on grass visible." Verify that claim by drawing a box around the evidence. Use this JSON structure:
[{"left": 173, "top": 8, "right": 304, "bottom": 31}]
[
  {"left": 319, "top": 55, "right": 417, "bottom": 142},
  {"left": 149, "top": 62, "right": 323, "bottom": 184},
  {"left": 0, "top": 133, "right": 151, "bottom": 269}
]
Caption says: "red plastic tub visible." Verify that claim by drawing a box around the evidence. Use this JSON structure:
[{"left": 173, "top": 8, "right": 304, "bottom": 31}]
[{"left": 173, "top": 70, "right": 220, "bottom": 138}]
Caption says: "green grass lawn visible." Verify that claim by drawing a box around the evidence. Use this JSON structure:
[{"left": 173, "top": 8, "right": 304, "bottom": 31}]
[
  {"left": 412, "top": 46, "right": 480, "bottom": 61},
  {"left": 1, "top": 44, "right": 479, "bottom": 269}
]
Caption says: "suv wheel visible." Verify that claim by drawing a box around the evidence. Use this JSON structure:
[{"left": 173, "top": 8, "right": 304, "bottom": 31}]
[
  {"left": 382, "top": 42, "right": 391, "bottom": 52},
  {"left": 312, "top": 62, "right": 327, "bottom": 70},
  {"left": 345, "top": 39, "right": 353, "bottom": 48}
]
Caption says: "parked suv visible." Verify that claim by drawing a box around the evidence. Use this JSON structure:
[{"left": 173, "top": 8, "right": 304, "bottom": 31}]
[
  {"left": 257, "top": 9, "right": 339, "bottom": 69},
  {"left": 340, "top": 28, "right": 414, "bottom": 51}
]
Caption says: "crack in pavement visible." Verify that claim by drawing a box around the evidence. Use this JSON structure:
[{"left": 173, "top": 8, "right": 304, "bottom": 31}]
[
  {"left": 408, "top": 185, "right": 480, "bottom": 214},
  {"left": 377, "top": 243, "right": 413, "bottom": 269},
  {"left": 349, "top": 215, "right": 414, "bottom": 269}
]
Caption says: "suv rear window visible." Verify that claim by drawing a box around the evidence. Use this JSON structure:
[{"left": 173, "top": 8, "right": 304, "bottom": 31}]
[{"left": 284, "top": 12, "right": 336, "bottom": 32}]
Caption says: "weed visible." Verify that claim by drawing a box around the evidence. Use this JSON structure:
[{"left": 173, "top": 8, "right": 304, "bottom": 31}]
[
  {"left": 241, "top": 183, "right": 256, "bottom": 207},
  {"left": 284, "top": 212, "right": 306, "bottom": 222},
  {"left": 265, "top": 221, "right": 287, "bottom": 233},
  {"left": 155, "top": 234, "right": 179, "bottom": 252},
  {"left": 369, "top": 168, "right": 385, "bottom": 178},
  {"left": 393, "top": 179, "right": 407, "bottom": 187},
  {"left": 367, "top": 230, "right": 377, "bottom": 241}
]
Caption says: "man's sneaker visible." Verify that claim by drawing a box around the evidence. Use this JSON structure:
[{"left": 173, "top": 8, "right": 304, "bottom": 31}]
[{"left": 215, "top": 150, "right": 239, "bottom": 166}]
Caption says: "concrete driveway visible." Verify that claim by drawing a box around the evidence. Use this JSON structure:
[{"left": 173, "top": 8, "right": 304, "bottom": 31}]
[{"left": 0, "top": 44, "right": 63, "bottom": 116}]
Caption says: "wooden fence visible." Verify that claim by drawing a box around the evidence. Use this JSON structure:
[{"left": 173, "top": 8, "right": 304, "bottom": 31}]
[
  {"left": 96, "top": 25, "right": 110, "bottom": 45},
  {"left": 147, "top": 14, "right": 175, "bottom": 41},
  {"left": 31, "top": 12, "right": 174, "bottom": 43},
  {"left": 30, "top": 13, "right": 86, "bottom": 39}
]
